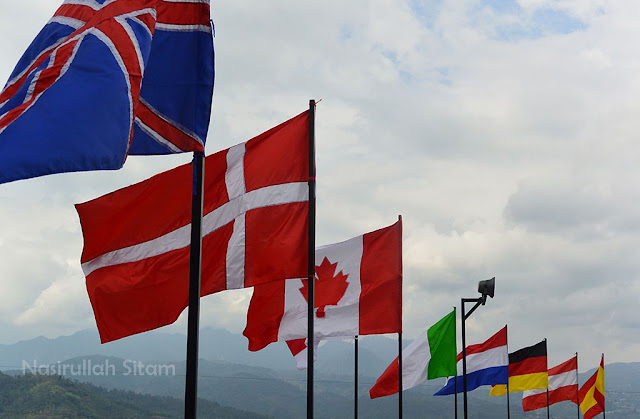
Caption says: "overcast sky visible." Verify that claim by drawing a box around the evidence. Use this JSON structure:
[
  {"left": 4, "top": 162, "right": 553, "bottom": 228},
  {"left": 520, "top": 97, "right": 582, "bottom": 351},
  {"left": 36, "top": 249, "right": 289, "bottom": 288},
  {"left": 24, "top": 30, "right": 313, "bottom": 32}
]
[{"left": 1, "top": 0, "right": 639, "bottom": 371}]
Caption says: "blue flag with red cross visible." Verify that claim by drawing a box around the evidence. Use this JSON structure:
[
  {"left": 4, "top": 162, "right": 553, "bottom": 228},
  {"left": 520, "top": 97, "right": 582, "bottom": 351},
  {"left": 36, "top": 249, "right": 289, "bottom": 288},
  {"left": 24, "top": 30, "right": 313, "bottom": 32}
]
[{"left": 0, "top": 0, "right": 214, "bottom": 184}]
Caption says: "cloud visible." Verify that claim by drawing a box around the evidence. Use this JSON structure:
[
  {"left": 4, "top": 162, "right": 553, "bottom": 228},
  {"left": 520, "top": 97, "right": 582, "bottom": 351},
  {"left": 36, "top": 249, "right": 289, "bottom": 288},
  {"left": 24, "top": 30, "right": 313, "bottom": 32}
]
[{"left": 1, "top": 0, "right": 639, "bottom": 370}]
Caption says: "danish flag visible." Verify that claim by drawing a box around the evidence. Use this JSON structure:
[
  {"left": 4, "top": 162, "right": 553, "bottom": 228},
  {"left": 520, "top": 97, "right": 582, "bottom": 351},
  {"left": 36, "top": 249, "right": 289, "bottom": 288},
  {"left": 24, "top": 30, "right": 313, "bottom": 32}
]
[
  {"left": 76, "top": 110, "right": 310, "bottom": 343},
  {"left": 0, "top": 0, "right": 214, "bottom": 184}
]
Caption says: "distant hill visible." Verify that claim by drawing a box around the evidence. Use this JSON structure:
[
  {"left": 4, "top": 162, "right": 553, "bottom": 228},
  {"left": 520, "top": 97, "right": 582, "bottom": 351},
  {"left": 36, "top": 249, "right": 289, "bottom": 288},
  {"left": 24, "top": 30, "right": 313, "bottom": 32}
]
[
  {"left": 0, "top": 328, "right": 317, "bottom": 372},
  {"left": 0, "top": 328, "right": 399, "bottom": 378},
  {"left": 6, "top": 354, "right": 640, "bottom": 418},
  {"left": 2, "top": 330, "right": 639, "bottom": 418},
  {"left": 0, "top": 371, "right": 266, "bottom": 418}
]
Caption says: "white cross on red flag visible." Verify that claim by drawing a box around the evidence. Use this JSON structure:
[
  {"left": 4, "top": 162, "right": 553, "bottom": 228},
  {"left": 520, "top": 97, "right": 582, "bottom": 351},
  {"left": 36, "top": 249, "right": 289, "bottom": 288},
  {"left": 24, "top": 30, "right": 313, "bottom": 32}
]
[{"left": 76, "top": 110, "right": 310, "bottom": 343}]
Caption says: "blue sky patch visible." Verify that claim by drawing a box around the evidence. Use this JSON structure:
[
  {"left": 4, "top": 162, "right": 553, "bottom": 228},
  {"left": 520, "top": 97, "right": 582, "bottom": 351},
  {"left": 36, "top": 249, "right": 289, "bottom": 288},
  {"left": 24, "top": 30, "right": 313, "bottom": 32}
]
[
  {"left": 532, "top": 8, "right": 587, "bottom": 35},
  {"left": 407, "top": 0, "right": 443, "bottom": 29},
  {"left": 475, "top": 1, "right": 588, "bottom": 41},
  {"left": 340, "top": 24, "right": 353, "bottom": 41},
  {"left": 485, "top": 0, "right": 522, "bottom": 14}
]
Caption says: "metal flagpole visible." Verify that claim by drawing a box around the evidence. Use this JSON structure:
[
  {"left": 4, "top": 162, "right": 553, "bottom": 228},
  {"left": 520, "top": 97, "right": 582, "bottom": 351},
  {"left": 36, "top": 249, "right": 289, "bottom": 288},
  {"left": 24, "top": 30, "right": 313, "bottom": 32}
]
[
  {"left": 454, "top": 306, "right": 458, "bottom": 419},
  {"left": 355, "top": 335, "right": 359, "bottom": 419},
  {"left": 506, "top": 380, "right": 511, "bottom": 419},
  {"left": 576, "top": 352, "right": 580, "bottom": 419},
  {"left": 397, "top": 214, "right": 403, "bottom": 419},
  {"left": 454, "top": 375, "right": 458, "bottom": 419},
  {"left": 602, "top": 353, "right": 605, "bottom": 419},
  {"left": 461, "top": 301, "right": 468, "bottom": 419},
  {"left": 184, "top": 151, "right": 205, "bottom": 419},
  {"left": 306, "top": 99, "right": 317, "bottom": 419},
  {"left": 398, "top": 331, "right": 402, "bottom": 418},
  {"left": 506, "top": 324, "right": 510, "bottom": 419},
  {"left": 545, "top": 339, "right": 549, "bottom": 419}
]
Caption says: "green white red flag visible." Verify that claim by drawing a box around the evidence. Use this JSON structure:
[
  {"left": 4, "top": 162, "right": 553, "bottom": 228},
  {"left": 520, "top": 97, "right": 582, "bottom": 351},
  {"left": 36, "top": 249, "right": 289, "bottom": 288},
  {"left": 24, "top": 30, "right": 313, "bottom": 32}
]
[{"left": 370, "top": 309, "right": 457, "bottom": 399}]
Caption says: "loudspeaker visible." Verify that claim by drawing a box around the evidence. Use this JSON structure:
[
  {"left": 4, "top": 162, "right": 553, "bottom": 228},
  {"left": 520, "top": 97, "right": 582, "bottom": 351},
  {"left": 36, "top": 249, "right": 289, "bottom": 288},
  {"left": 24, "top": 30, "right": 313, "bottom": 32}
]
[{"left": 478, "top": 277, "right": 495, "bottom": 299}]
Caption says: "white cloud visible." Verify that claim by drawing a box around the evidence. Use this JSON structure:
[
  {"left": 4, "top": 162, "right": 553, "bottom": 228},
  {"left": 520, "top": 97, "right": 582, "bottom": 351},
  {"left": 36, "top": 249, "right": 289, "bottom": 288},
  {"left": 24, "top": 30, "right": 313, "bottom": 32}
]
[{"left": 1, "top": 0, "right": 639, "bottom": 370}]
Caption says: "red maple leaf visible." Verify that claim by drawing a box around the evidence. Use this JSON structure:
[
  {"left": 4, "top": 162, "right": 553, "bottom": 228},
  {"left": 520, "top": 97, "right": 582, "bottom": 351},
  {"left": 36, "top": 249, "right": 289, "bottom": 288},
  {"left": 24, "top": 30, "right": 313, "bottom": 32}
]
[{"left": 299, "top": 257, "right": 350, "bottom": 318}]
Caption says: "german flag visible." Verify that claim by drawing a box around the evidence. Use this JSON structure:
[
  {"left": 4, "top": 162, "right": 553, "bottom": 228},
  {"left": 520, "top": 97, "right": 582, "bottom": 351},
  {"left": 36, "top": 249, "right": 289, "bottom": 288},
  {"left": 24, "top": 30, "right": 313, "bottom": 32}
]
[{"left": 490, "top": 340, "right": 548, "bottom": 396}]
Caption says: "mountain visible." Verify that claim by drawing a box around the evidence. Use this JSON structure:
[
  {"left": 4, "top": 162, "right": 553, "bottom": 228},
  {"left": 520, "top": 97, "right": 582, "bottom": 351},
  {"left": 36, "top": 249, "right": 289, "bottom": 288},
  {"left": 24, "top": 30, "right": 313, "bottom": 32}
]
[
  {"left": 7, "top": 354, "right": 640, "bottom": 418},
  {"left": 0, "top": 328, "right": 396, "bottom": 377},
  {"left": 0, "top": 371, "right": 266, "bottom": 418},
  {"left": 2, "top": 329, "right": 639, "bottom": 418},
  {"left": 4, "top": 356, "right": 510, "bottom": 419}
]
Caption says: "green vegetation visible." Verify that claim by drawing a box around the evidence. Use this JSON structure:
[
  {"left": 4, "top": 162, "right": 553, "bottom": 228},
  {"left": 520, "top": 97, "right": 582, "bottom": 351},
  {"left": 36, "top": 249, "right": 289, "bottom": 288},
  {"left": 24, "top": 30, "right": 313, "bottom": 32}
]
[{"left": 0, "top": 372, "right": 266, "bottom": 419}]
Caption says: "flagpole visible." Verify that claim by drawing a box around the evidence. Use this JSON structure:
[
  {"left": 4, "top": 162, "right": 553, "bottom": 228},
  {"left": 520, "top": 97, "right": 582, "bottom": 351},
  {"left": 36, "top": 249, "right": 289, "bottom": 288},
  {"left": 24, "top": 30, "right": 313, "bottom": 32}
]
[
  {"left": 397, "top": 214, "right": 403, "bottom": 419},
  {"left": 576, "top": 352, "right": 580, "bottom": 419},
  {"left": 454, "top": 375, "right": 458, "bottom": 419},
  {"left": 398, "top": 331, "right": 403, "bottom": 418},
  {"left": 454, "top": 306, "right": 458, "bottom": 419},
  {"left": 506, "top": 380, "right": 511, "bottom": 419},
  {"left": 306, "top": 99, "right": 317, "bottom": 419},
  {"left": 545, "top": 338, "right": 549, "bottom": 419},
  {"left": 355, "top": 335, "right": 359, "bottom": 419},
  {"left": 184, "top": 151, "right": 205, "bottom": 419},
  {"left": 461, "top": 301, "right": 468, "bottom": 419},
  {"left": 506, "top": 324, "right": 510, "bottom": 419},
  {"left": 602, "top": 353, "right": 605, "bottom": 419}
]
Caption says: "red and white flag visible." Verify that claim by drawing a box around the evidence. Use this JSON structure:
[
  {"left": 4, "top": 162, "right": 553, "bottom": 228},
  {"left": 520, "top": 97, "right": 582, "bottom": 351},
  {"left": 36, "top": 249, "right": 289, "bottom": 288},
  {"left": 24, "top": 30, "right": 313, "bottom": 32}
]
[
  {"left": 77, "top": 111, "right": 310, "bottom": 343},
  {"left": 243, "top": 220, "right": 402, "bottom": 352},
  {"left": 522, "top": 355, "right": 579, "bottom": 411},
  {"left": 286, "top": 336, "right": 352, "bottom": 370},
  {"left": 286, "top": 339, "right": 321, "bottom": 370}
]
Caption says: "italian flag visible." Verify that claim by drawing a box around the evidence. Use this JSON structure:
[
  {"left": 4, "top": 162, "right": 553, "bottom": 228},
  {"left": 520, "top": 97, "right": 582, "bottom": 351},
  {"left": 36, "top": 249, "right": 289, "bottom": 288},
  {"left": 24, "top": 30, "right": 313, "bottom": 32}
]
[{"left": 370, "top": 309, "right": 457, "bottom": 398}]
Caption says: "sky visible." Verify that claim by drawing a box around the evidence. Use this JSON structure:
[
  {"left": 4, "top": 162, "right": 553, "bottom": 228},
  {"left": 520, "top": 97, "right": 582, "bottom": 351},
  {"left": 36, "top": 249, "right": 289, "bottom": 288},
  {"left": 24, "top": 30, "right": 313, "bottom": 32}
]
[{"left": 1, "top": 0, "right": 639, "bottom": 371}]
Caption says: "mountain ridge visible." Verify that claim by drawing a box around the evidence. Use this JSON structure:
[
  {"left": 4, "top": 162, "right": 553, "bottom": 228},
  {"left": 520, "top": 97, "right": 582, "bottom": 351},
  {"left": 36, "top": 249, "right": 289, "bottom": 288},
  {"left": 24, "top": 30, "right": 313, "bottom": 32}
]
[{"left": 2, "top": 329, "right": 639, "bottom": 417}]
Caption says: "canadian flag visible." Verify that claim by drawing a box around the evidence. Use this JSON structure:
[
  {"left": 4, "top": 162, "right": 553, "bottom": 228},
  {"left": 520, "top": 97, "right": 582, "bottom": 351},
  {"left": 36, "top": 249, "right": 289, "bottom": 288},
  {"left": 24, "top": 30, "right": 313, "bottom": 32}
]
[
  {"left": 77, "top": 111, "right": 310, "bottom": 343},
  {"left": 286, "top": 336, "right": 352, "bottom": 370},
  {"left": 243, "top": 220, "right": 402, "bottom": 352},
  {"left": 286, "top": 339, "right": 319, "bottom": 370}
]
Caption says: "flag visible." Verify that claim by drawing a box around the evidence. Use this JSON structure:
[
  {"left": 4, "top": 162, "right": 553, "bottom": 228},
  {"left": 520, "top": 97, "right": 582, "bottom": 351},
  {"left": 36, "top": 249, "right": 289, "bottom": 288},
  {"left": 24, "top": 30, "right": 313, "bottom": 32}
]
[
  {"left": 579, "top": 354, "right": 605, "bottom": 419},
  {"left": 242, "top": 221, "right": 402, "bottom": 351},
  {"left": 369, "top": 309, "right": 456, "bottom": 399},
  {"left": 76, "top": 110, "right": 310, "bottom": 343},
  {"left": 285, "top": 337, "right": 350, "bottom": 370},
  {"left": 490, "top": 339, "right": 548, "bottom": 396},
  {"left": 522, "top": 355, "right": 578, "bottom": 411},
  {"left": 434, "top": 326, "right": 508, "bottom": 395},
  {"left": 286, "top": 339, "right": 316, "bottom": 370},
  {"left": 0, "top": 0, "right": 214, "bottom": 184}
]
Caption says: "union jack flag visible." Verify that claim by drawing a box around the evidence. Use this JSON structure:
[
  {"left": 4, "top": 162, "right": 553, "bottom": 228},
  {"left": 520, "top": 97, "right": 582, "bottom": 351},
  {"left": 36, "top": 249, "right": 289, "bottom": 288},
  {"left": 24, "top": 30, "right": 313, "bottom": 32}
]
[{"left": 0, "top": 0, "right": 214, "bottom": 184}]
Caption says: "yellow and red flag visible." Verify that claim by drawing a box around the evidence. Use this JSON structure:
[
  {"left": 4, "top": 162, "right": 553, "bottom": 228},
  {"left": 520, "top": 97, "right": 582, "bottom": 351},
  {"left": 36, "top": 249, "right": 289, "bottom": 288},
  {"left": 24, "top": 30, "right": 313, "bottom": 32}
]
[{"left": 579, "top": 354, "right": 605, "bottom": 419}]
